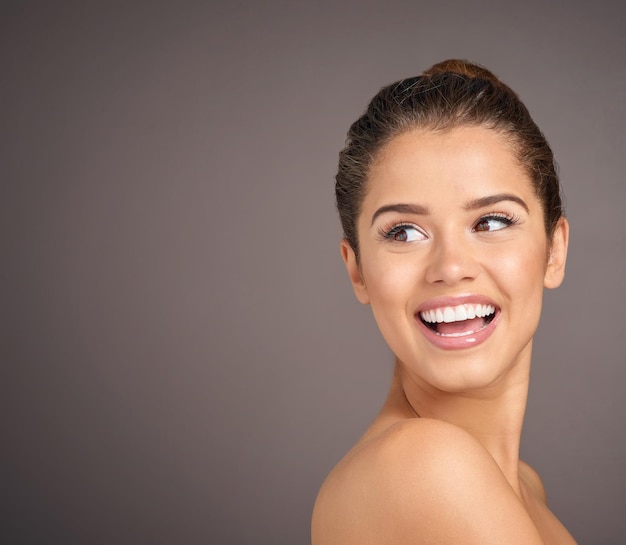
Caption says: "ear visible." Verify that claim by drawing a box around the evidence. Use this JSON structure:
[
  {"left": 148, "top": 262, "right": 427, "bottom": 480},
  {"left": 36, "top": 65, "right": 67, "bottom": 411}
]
[
  {"left": 544, "top": 217, "right": 569, "bottom": 289},
  {"left": 340, "top": 239, "right": 370, "bottom": 305}
]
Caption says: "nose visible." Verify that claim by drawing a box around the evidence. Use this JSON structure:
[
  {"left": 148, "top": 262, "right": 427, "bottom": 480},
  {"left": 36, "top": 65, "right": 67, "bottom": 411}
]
[{"left": 424, "top": 235, "right": 480, "bottom": 285}]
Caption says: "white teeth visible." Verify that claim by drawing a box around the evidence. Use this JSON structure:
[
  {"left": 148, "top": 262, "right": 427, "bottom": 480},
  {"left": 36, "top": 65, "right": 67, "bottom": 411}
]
[{"left": 420, "top": 304, "right": 496, "bottom": 324}]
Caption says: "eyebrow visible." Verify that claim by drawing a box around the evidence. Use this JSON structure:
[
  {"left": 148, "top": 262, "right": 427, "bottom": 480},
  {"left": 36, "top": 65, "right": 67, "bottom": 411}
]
[
  {"left": 370, "top": 203, "right": 430, "bottom": 225},
  {"left": 370, "top": 193, "right": 529, "bottom": 226},
  {"left": 464, "top": 193, "right": 530, "bottom": 213}
]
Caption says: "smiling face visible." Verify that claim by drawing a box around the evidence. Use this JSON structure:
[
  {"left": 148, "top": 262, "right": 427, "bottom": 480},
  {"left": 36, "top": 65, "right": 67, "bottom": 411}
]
[{"left": 342, "top": 126, "right": 568, "bottom": 393}]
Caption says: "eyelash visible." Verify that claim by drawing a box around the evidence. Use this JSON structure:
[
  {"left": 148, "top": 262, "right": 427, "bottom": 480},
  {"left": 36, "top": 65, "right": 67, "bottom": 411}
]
[
  {"left": 473, "top": 212, "right": 521, "bottom": 232},
  {"left": 378, "top": 222, "right": 423, "bottom": 242},
  {"left": 378, "top": 212, "right": 521, "bottom": 241}
]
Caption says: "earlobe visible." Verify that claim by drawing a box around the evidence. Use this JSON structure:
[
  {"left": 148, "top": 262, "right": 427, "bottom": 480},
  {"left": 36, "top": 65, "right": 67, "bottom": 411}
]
[
  {"left": 544, "top": 217, "right": 569, "bottom": 289},
  {"left": 340, "top": 239, "right": 370, "bottom": 304}
]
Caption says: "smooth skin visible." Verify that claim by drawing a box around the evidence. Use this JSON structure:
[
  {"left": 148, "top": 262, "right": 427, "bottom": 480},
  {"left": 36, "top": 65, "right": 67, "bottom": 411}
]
[{"left": 312, "top": 127, "right": 576, "bottom": 544}]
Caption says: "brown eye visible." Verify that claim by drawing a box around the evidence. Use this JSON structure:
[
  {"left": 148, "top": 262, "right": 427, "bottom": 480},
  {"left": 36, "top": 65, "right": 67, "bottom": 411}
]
[
  {"left": 473, "top": 215, "right": 513, "bottom": 233},
  {"left": 384, "top": 224, "right": 426, "bottom": 242},
  {"left": 393, "top": 229, "right": 408, "bottom": 241},
  {"left": 474, "top": 219, "right": 490, "bottom": 232}
]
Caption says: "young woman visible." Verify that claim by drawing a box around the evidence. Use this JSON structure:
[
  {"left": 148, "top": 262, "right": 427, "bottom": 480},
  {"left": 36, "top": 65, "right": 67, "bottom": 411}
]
[{"left": 312, "top": 60, "right": 577, "bottom": 544}]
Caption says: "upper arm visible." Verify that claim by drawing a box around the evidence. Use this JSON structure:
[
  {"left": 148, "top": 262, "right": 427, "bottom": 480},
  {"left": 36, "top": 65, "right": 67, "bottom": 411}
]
[{"left": 312, "top": 420, "right": 544, "bottom": 545}]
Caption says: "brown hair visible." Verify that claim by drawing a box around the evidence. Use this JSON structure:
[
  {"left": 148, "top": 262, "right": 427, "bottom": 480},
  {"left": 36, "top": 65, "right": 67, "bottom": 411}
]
[{"left": 336, "top": 59, "right": 563, "bottom": 257}]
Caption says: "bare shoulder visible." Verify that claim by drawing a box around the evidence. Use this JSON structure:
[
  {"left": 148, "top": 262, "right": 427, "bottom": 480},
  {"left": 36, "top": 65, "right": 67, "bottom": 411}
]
[
  {"left": 519, "top": 459, "right": 548, "bottom": 503},
  {"left": 312, "top": 419, "right": 543, "bottom": 545}
]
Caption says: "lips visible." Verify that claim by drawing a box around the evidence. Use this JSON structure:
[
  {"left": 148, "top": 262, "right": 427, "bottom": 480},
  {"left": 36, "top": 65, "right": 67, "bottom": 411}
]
[{"left": 416, "top": 297, "right": 500, "bottom": 349}]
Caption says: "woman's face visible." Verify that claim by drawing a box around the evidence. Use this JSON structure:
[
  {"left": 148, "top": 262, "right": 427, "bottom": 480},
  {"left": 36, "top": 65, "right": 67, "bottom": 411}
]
[{"left": 342, "top": 126, "right": 568, "bottom": 392}]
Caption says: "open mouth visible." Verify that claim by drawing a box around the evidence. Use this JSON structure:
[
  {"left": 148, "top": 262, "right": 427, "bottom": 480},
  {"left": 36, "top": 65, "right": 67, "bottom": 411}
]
[{"left": 419, "top": 303, "right": 497, "bottom": 337}]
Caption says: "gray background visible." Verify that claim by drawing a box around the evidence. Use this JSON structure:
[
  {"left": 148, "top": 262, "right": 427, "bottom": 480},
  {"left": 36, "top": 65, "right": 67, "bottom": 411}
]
[{"left": 2, "top": 1, "right": 625, "bottom": 544}]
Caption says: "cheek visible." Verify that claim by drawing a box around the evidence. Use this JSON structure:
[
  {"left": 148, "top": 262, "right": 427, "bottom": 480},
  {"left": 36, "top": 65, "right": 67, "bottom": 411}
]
[
  {"left": 489, "top": 241, "right": 547, "bottom": 314},
  {"left": 362, "top": 255, "right": 419, "bottom": 309},
  {"left": 361, "top": 257, "right": 419, "bottom": 356}
]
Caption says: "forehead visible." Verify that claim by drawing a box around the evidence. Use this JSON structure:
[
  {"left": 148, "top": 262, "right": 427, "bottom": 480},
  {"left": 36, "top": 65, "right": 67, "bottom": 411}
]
[{"left": 364, "top": 126, "right": 534, "bottom": 210}]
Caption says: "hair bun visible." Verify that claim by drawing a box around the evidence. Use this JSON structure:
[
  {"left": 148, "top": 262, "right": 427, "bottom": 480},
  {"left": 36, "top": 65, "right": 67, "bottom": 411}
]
[{"left": 422, "top": 59, "right": 501, "bottom": 85}]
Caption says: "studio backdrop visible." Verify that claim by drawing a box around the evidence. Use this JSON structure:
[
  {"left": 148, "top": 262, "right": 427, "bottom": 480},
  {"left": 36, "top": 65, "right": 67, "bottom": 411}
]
[{"left": 2, "top": 1, "right": 625, "bottom": 544}]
